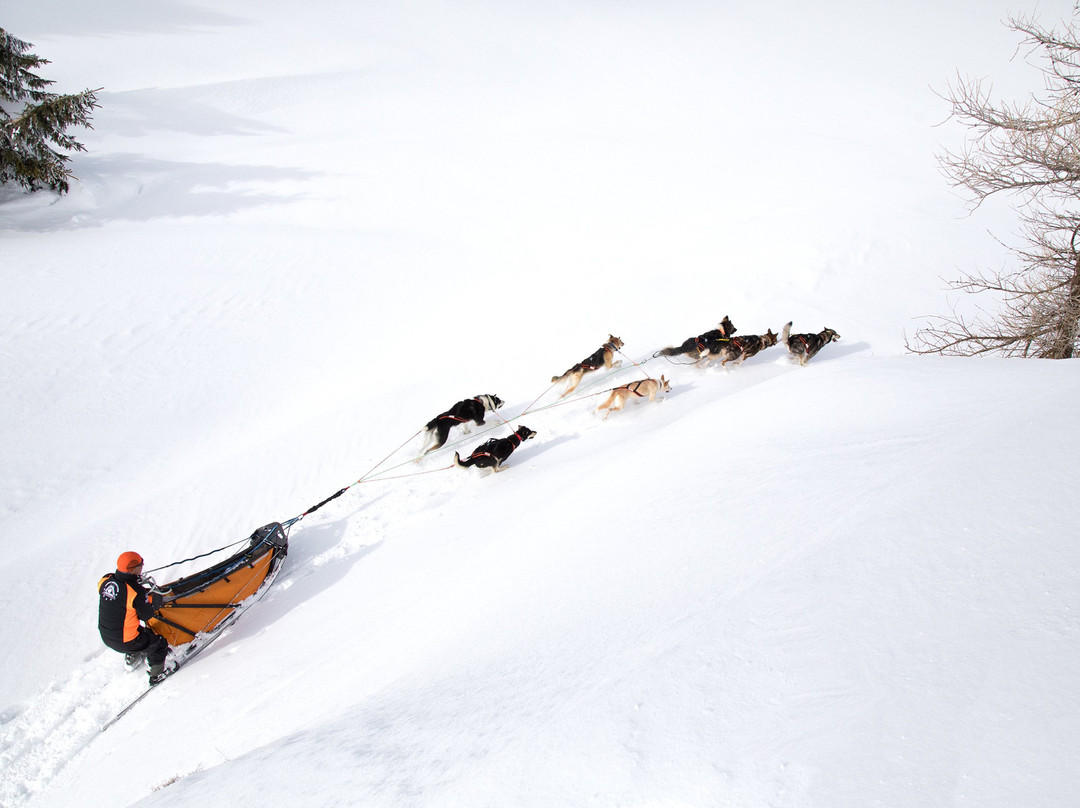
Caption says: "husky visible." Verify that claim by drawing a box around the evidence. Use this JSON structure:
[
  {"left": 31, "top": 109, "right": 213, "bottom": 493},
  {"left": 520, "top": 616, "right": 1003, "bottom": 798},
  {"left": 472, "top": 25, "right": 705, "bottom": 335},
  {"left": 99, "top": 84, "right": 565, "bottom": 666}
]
[
  {"left": 422, "top": 394, "right": 505, "bottom": 454},
  {"left": 710, "top": 329, "right": 780, "bottom": 366},
  {"left": 552, "top": 335, "right": 624, "bottom": 396},
  {"left": 595, "top": 376, "right": 671, "bottom": 419},
  {"left": 453, "top": 426, "right": 537, "bottom": 473},
  {"left": 780, "top": 322, "right": 841, "bottom": 365},
  {"left": 654, "top": 317, "right": 737, "bottom": 361}
]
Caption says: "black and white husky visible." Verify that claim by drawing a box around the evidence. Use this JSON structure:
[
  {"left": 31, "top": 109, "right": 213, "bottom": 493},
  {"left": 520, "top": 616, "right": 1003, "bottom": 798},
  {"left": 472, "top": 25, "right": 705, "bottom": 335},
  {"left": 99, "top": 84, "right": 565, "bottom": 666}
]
[
  {"left": 422, "top": 394, "right": 505, "bottom": 454},
  {"left": 780, "top": 322, "right": 840, "bottom": 365},
  {"left": 453, "top": 426, "right": 537, "bottom": 473}
]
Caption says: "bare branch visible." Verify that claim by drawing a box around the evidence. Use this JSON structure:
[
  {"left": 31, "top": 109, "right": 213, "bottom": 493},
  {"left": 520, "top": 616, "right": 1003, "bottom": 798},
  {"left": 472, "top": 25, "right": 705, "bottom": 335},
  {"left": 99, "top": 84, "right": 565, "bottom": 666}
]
[{"left": 913, "top": 15, "right": 1080, "bottom": 359}]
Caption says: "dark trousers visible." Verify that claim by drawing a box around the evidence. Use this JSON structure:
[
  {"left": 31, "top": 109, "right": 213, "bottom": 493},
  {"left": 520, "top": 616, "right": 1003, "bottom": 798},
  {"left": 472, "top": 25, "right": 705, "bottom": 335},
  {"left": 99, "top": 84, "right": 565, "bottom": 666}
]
[{"left": 109, "top": 628, "right": 169, "bottom": 667}]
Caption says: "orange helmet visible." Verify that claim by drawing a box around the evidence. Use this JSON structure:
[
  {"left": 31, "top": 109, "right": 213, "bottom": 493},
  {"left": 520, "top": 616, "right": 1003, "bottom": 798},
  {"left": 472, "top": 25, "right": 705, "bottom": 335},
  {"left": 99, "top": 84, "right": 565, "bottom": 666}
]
[{"left": 117, "top": 551, "right": 144, "bottom": 572}]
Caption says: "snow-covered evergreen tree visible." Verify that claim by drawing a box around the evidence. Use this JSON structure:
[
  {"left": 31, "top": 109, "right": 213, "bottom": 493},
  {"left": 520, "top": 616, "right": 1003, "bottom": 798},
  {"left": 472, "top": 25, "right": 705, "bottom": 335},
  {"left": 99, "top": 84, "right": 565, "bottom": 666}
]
[{"left": 0, "top": 27, "right": 99, "bottom": 194}]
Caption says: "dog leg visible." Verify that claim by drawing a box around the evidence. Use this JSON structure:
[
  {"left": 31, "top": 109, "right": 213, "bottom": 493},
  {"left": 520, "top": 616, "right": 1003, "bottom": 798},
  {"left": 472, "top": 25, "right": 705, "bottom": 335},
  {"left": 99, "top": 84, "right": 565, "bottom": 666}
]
[
  {"left": 599, "top": 393, "right": 618, "bottom": 420},
  {"left": 596, "top": 390, "right": 617, "bottom": 414},
  {"left": 424, "top": 424, "right": 451, "bottom": 455},
  {"left": 560, "top": 371, "right": 583, "bottom": 397},
  {"left": 599, "top": 391, "right": 620, "bottom": 420}
]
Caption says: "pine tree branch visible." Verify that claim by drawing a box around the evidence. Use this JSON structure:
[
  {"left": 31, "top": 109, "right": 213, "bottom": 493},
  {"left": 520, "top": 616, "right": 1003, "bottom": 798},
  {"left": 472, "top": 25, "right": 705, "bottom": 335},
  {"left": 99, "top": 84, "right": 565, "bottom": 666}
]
[{"left": 0, "top": 87, "right": 100, "bottom": 193}]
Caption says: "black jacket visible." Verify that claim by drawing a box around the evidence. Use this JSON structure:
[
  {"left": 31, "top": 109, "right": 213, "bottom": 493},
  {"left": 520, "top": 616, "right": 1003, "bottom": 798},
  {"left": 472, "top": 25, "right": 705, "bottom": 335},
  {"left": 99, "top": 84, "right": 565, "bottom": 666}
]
[{"left": 98, "top": 571, "right": 158, "bottom": 648}]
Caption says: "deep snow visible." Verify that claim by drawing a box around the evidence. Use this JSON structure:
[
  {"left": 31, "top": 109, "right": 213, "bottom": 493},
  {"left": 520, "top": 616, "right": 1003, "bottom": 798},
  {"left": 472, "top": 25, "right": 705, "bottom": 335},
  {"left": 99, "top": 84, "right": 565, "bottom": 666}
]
[{"left": 2, "top": 2, "right": 1079, "bottom": 806}]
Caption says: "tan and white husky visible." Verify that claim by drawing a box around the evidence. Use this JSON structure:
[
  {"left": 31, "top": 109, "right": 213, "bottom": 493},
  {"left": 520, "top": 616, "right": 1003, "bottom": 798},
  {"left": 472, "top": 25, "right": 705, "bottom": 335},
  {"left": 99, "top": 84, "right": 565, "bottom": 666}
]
[{"left": 595, "top": 376, "right": 671, "bottom": 419}]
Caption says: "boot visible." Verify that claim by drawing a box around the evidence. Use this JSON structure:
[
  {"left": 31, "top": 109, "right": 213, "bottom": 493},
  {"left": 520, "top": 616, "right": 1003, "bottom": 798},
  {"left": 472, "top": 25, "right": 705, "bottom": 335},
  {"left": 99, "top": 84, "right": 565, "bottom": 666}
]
[
  {"left": 124, "top": 651, "right": 146, "bottom": 670},
  {"left": 148, "top": 663, "right": 167, "bottom": 685}
]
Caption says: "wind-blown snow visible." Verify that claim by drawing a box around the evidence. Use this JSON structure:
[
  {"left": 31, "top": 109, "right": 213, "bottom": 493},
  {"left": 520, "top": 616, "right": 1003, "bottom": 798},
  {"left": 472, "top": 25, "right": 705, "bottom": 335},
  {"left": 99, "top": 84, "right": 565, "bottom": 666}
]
[{"left": 2, "top": 2, "right": 1078, "bottom": 807}]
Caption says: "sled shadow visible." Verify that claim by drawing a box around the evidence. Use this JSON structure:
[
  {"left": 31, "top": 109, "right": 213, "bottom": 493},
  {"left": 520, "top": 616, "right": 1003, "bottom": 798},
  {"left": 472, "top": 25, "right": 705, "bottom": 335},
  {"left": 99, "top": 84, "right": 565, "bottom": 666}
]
[{"left": 229, "top": 516, "right": 381, "bottom": 640}]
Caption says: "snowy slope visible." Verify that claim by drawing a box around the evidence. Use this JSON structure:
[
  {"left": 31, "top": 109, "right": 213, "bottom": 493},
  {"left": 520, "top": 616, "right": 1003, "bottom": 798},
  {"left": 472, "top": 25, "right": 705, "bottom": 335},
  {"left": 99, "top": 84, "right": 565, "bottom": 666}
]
[
  {"left": 7, "top": 355, "right": 1080, "bottom": 808},
  {"left": 2, "top": 1, "right": 1079, "bottom": 806}
]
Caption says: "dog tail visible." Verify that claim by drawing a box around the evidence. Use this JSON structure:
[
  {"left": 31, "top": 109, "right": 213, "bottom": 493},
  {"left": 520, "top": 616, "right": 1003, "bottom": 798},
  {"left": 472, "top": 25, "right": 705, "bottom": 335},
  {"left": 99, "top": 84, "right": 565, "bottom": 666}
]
[
  {"left": 452, "top": 452, "right": 464, "bottom": 468},
  {"left": 780, "top": 321, "right": 792, "bottom": 346},
  {"left": 654, "top": 346, "right": 680, "bottom": 357}
]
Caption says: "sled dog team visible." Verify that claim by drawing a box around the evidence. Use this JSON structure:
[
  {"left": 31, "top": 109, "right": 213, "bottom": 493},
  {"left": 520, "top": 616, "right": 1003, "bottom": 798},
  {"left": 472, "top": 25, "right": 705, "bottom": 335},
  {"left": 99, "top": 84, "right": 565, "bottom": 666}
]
[
  {"left": 100, "top": 317, "right": 840, "bottom": 686},
  {"left": 424, "top": 319, "right": 840, "bottom": 472}
]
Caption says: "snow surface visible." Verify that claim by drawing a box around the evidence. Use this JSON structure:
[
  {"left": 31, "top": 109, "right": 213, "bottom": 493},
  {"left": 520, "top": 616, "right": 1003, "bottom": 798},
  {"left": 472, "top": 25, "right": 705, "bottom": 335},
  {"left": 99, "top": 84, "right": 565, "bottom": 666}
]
[{"left": 2, "top": 1, "right": 1079, "bottom": 806}]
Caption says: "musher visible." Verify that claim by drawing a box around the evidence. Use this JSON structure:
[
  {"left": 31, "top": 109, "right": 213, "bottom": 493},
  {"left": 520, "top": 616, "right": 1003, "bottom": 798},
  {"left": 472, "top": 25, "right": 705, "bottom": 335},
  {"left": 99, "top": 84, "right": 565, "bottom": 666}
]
[{"left": 98, "top": 551, "right": 170, "bottom": 684}]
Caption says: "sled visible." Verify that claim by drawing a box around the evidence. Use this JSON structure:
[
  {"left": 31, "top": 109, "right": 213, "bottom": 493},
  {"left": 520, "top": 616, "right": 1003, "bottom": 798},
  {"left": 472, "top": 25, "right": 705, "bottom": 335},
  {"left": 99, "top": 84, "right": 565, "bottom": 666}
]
[{"left": 147, "top": 522, "right": 288, "bottom": 646}]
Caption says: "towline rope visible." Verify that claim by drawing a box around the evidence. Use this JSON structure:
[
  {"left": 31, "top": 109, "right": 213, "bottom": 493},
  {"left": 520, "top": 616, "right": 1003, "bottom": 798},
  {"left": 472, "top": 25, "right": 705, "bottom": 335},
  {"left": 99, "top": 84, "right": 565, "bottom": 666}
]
[
  {"left": 139, "top": 349, "right": 668, "bottom": 581},
  {"left": 617, "top": 348, "right": 658, "bottom": 380},
  {"left": 280, "top": 351, "right": 662, "bottom": 530}
]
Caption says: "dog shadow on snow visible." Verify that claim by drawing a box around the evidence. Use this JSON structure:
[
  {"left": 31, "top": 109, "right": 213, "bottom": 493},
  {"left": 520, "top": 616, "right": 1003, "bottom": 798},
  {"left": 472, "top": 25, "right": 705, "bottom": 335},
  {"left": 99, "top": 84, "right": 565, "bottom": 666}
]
[
  {"left": 498, "top": 380, "right": 699, "bottom": 464},
  {"left": 503, "top": 433, "right": 576, "bottom": 465},
  {"left": 224, "top": 339, "right": 863, "bottom": 642},
  {"left": 799, "top": 340, "right": 869, "bottom": 363}
]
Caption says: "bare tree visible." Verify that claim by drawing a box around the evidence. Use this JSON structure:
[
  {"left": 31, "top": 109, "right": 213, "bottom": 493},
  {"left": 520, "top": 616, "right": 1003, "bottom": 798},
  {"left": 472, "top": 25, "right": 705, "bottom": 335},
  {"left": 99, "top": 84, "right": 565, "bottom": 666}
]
[{"left": 909, "top": 13, "right": 1080, "bottom": 358}]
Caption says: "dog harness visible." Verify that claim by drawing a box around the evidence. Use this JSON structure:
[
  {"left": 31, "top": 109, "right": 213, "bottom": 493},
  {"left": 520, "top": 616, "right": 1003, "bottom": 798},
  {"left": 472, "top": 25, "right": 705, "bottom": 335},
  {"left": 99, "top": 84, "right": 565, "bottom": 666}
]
[
  {"left": 697, "top": 334, "right": 729, "bottom": 353},
  {"left": 468, "top": 431, "right": 524, "bottom": 462},
  {"left": 582, "top": 342, "right": 617, "bottom": 370},
  {"left": 437, "top": 397, "right": 485, "bottom": 424},
  {"left": 622, "top": 379, "right": 652, "bottom": 397}
]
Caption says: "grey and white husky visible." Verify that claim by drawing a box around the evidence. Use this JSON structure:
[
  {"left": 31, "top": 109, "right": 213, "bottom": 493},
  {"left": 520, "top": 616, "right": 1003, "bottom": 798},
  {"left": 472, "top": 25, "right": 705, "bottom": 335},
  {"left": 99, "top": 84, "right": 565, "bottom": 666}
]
[{"left": 780, "top": 322, "right": 840, "bottom": 365}]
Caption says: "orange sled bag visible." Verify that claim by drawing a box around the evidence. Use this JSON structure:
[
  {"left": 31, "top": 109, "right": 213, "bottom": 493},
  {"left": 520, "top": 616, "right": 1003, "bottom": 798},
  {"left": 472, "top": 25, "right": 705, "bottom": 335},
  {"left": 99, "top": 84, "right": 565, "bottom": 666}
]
[{"left": 148, "top": 523, "right": 288, "bottom": 647}]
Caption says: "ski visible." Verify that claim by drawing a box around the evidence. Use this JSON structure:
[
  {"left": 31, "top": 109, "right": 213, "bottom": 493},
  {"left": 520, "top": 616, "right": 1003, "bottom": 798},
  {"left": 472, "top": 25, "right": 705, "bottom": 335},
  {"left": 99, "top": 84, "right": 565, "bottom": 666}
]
[{"left": 101, "top": 679, "right": 159, "bottom": 731}]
